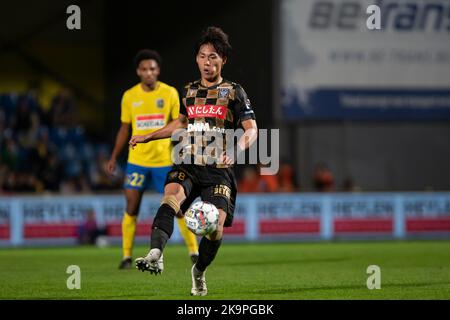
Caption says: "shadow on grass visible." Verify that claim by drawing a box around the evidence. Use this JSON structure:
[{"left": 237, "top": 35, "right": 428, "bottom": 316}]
[
  {"left": 248, "top": 281, "right": 450, "bottom": 295},
  {"left": 28, "top": 293, "right": 170, "bottom": 300},
  {"left": 224, "top": 257, "right": 351, "bottom": 266}
]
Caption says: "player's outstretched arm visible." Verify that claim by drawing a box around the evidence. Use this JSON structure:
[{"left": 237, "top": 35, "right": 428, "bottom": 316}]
[
  {"left": 129, "top": 114, "right": 188, "bottom": 148},
  {"left": 238, "top": 119, "right": 258, "bottom": 151},
  {"left": 108, "top": 122, "right": 130, "bottom": 174}
]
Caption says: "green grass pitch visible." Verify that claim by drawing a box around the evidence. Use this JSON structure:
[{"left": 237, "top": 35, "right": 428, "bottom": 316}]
[{"left": 1, "top": 241, "right": 449, "bottom": 299}]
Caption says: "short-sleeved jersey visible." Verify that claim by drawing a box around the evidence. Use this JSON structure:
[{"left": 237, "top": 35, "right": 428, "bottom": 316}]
[
  {"left": 179, "top": 79, "right": 256, "bottom": 168},
  {"left": 121, "top": 81, "right": 179, "bottom": 167}
]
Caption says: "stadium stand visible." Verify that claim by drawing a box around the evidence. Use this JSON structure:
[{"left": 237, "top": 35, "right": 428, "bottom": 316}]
[{"left": 0, "top": 90, "right": 123, "bottom": 194}]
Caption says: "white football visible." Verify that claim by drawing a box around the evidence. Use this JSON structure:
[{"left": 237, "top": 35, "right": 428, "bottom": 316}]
[{"left": 185, "top": 201, "right": 219, "bottom": 236}]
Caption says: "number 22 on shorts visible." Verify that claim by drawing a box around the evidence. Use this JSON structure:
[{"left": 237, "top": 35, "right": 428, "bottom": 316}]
[{"left": 127, "top": 172, "right": 145, "bottom": 187}]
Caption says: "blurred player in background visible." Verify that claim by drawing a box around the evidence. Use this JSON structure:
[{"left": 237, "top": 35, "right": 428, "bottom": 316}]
[
  {"left": 107, "top": 49, "right": 198, "bottom": 269},
  {"left": 129, "top": 27, "right": 258, "bottom": 295}
]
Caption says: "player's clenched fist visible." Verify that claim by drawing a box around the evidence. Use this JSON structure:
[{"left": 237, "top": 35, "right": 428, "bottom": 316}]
[{"left": 129, "top": 135, "right": 150, "bottom": 149}]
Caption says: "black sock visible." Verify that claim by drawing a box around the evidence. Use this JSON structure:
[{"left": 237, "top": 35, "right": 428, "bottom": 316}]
[
  {"left": 195, "top": 237, "right": 222, "bottom": 272},
  {"left": 150, "top": 204, "right": 175, "bottom": 250},
  {"left": 150, "top": 228, "right": 170, "bottom": 251}
]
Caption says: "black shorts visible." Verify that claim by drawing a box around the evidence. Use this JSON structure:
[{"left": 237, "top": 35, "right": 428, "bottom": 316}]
[{"left": 165, "top": 164, "right": 237, "bottom": 227}]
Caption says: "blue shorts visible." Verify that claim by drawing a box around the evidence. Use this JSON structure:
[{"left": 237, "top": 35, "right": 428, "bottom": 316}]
[{"left": 124, "top": 163, "right": 172, "bottom": 193}]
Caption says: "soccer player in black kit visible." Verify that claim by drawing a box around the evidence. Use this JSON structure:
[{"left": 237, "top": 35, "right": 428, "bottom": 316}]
[{"left": 129, "top": 26, "right": 258, "bottom": 296}]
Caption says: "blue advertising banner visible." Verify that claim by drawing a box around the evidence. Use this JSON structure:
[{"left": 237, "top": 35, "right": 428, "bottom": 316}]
[{"left": 280, "top": 0, "right": 450, "bottom": 120}]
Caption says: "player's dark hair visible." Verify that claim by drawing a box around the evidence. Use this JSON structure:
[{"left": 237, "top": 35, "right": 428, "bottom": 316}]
[
  {"left": 134, "top": 49, "right": 162, "bottom": 69},
  {"left": 196, "top": 26, "right": 232, "bottom": 59}
]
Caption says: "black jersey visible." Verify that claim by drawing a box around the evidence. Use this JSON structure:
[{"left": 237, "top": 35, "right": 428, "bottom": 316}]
[{"left": 178, "top": 79, "right": 256, "bottom": 168}]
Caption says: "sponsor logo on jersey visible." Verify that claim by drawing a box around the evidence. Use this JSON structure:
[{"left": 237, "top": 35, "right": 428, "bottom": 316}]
[
  {"left": 187, "top": 122, "right": 226, "bottom": 133},
  {"left": 213, "top": 184, "right": 231, "bottom": 199},
  {"left": 132, "top": 101, "right": 143, "bottom": 107},
  {"left": 135, "top": 114, "right": 165, "bottom": 130},
  {"left": 218, "top": 88, "right": 230, "bottom": 99},
  {"left": 156, "top": 98, "right": 164, "bottom": 109},
  {"left": 186, "top": 105, "right": 227, "bottom": 119}
]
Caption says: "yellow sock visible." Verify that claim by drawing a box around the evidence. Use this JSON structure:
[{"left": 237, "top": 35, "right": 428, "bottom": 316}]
[
  {"left": 122, "top": 212, "right": 137, "bottom": 258},
  {"left": 176, "top": 216, "right": 198, "bottom": 255}
]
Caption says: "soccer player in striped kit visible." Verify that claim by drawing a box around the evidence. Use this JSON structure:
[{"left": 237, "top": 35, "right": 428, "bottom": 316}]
[{"left": 130, "top": 27, "right": 258, "bottom": 295}]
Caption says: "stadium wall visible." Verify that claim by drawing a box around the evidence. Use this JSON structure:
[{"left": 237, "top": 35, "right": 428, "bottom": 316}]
[{"left": 1, "top": 193, "right": 449, "bottom": 247}]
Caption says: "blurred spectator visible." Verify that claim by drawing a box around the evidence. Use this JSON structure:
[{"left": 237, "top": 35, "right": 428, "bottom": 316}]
[
  {"left": 0, "top": 164, "right": 7, "bottom": 191},
  {"left": 41, "top": 153, "right": 63, "bottom": 192},
  {"left": 12, "top": 96, "right": 35, "bottom": 134},
  {"left": 257, "top": 163, "right": 279, "bottom": 192},
  {"left": 1, "top": 137, "right": 20, "bottom": 170},
  {"left": 76, "top": 210, "right": 106, "bottom": 245},
  {"left": 87, "top": 144, "right": 123, "bottom": 191},
  {"left": 313, "top": 162, "right": 335, "bottom": 192},
  {"left": 278, "top": 161, "right": 297, "bottom": 192},
  {"left": 238, "top": 166, "right": 261, "bottom": 192},
  {"left": 342, "top": 176, "right": 361, "bottom": 192},
  {"left": 49, "top": 88, "right": 78, "bottom": 128},
  {"left": 2, "top": 171, "right": 18, "bottom": 192}
]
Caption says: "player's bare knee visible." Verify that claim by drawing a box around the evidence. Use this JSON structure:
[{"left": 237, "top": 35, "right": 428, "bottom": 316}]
[
  {"left": 164, "top": 183, "right": 185, "bottom": 203},
  {"left": 126, "top": 199, "right": 140, "bottom": 216},
  {"left": 126, "top": 198, "right": 140, "bottom": 216},
  {"left": 125, "top": 190, "right": 142, "bottom": 216},
  {"left": 126, "top": 205, "right": 139, "bottom": 216}
]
